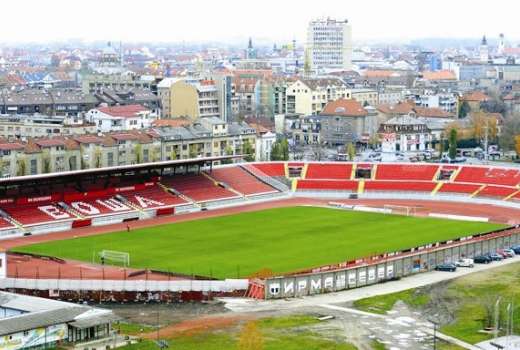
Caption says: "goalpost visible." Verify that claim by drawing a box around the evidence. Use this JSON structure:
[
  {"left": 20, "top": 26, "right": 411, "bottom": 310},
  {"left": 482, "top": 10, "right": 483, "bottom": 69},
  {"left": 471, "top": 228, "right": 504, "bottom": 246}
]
[
  {"left": 98, "top": 250, "right": 130, "bottom": 267},
  {"left": 383, "top": 204, "right": 418, "bottom": 217}
]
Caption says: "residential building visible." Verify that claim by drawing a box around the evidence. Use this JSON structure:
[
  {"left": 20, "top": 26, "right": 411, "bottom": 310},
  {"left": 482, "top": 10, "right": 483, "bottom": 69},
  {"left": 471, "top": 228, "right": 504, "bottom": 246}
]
[
  {"left": 0, "top": 114, "right": 96, "bottom": 139},
  {"left": 92, "top": 88, "right": 160, "bottom": 114},
  {"left": 170, "top": 79, "right": 220, "bottom": 120},
  {"left": 318, "top": 98, "right": 371, "bottom": 145},
  {"left": 86, "top": 104, "right": 157, "bottom": 132},
  {"left": 0, "top": 89, "right": 97, "bottom": 116},
  {"left": 350, "top": 88, "right": 378, "bottom": 107},
  {"left": 0, "top": 291, "right": 117, "bottom": 350},
  {"left": 286, "top": 78, "right": 351, "bottom": 115},
  {"left": 81, "top": 73, "right": 158, "bottom": 94},
  {"left": 157, "top": 77, "right": 181, "bottom": 118},
  {"left": 379, "top": 115, "right": 432, "bottom": 153},
  {"left": 307, "top": 18, "right": 353, "bottom": 71},
  {"left": 461, "top": 91, "right": 490, "bottom": 112}
]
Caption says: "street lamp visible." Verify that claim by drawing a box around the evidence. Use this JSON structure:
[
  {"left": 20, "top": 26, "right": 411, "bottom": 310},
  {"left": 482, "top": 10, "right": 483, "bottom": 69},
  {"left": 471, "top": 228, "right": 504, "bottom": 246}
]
[{"left": 428, "top": 318, "right": 439, "bottom": 350}]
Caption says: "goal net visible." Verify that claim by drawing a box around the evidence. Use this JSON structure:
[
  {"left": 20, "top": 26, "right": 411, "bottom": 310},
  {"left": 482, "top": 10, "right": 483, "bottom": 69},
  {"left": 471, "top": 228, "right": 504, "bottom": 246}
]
[
  {"left": 383, "top": 205, "right": 418, "bottom": 217},
  {"left": 98, "top": 250, "right": 130, "bottom": 267}
]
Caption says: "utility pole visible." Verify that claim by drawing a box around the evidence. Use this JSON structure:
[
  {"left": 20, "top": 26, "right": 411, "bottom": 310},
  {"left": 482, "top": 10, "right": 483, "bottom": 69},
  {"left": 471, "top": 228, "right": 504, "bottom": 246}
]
[
  {"left": 484, "top": 119, "right": 489, "bottom": 164},
  {"left": 494, "top": 297, "right": 502, "bottom": 339}
]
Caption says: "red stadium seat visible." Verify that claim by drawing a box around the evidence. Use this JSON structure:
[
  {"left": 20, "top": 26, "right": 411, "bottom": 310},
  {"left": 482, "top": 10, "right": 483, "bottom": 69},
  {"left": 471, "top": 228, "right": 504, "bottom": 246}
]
[
  {"left": 305, "top": 163, "right": 352, "bottom": 180},
  {"left": 1, "top": 203, "right": 73, "bottom": 225},
  {"left": 161, "top": 174, "right": 239, "bottom": 202},
  {"left": 364, "top": 181, "right": 437, "bottom": 192},
  {"left": 125, "top": 185, "right": 187, "bottom": 209},
  {"left": 375, "top": 164, "right": 439, "bottom": 181},
  {"left": 297, "top": 180, "right": 359, "bottom": 191},
  {"left": 437, "top": 183, "right": 481, "bottom": 194},
  {"left": 454, "top": 166, "right": 520, "bottom": 186},
  {"left": 249, "top": 163, "right": 286, "bottom": 177},
  {"left": 207, "top": 167, "right": 277, "bottom": 196},
  {"left": 477, "top": 185, "right": 518, "bottom": 199}
]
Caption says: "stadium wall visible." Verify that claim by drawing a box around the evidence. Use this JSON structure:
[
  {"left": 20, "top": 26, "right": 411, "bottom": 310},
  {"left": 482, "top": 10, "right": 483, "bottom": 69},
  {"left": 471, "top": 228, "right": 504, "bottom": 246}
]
[{"left": 264, "top": 227, "right": 520, "bottom": 299}]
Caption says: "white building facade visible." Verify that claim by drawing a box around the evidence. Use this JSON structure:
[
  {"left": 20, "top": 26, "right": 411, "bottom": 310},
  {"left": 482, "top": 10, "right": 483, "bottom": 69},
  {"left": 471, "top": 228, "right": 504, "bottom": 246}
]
[
  {"left": 86, "top": 104, "right": 157, "bottom": 133},
  {"left": 306, "top": 18, "right": 353, "bottom": 71}
]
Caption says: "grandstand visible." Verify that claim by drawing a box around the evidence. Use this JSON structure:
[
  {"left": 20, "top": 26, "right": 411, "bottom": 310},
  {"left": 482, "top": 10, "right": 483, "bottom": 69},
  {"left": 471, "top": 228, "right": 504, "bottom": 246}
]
[
  {"left": 2, "top": 160, "right": 520, "bottom": 240},
  {"left": 206, "top": 166, "right": 278, "bottom": 196}
]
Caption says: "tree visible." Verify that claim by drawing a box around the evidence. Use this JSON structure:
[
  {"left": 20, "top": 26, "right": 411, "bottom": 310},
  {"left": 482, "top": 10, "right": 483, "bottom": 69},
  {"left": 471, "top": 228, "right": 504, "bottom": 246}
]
[
  {"left": 346, "top": 142, "right": 356, "bottom": 161},
  {"left": 448, "top": 128, "right": 458, "bottom": 160},
  {"left": 16, "top": 156, "right": 27, "bottom": 176},
  {"left": 242, "top": 139, "right": 255, "bottom": 162},
  {"left": 42, "top": 150, "right": 51, "bottom": 174},
  {"left": 270, "top": 138, "right": 289, "bottom": 161},
  {"left": 222, "top": 145, "right": 234, "bottom": 164},
  {"left": 94, "top": 146, "right": 102, "bottom": 168},
  {"left": 134, "top": 144, "right": 143, "bottom": 164},
  {"left": 499, "top": 115, "right": 520, "bottom": 151},
  {"left": 170, "top": 149, "right": 178, "bottom": 161},
  {"left": 459, "top": 101, "right": 471, "bottom": 118},
  {"left": 515, "top": 135, "right": 520, "bottom": 157},
  {"left": 238, "top": 321, "right": 263, "bottom": 350},
  {"left": 150, "top": 147, "right": 160, "bottom": 162}
]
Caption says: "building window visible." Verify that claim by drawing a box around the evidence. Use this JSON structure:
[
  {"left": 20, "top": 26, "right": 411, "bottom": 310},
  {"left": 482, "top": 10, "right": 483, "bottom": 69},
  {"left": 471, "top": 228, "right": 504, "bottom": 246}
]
[{"left": 30, "top": 159, "right": 37, "bottom": 175}]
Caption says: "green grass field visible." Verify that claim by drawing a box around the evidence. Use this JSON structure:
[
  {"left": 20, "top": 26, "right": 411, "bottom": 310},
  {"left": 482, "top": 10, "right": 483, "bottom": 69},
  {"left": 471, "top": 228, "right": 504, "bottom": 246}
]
[{"left": 13, "top": 206, "right": 506, "bottom": 279}]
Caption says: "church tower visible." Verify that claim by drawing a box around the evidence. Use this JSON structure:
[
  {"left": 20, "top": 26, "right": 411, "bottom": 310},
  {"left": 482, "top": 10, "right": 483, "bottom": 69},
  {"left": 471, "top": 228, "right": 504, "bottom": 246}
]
[
  {"left": 498, "top": 33, "right": 506, "bottom": 56},
  {"left": 479, "top": 35, "right": 489, "bottom": 63}
]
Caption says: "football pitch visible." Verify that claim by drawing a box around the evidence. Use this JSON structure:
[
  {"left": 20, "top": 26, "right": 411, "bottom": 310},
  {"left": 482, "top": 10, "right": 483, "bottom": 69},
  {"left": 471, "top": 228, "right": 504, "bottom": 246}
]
[{"left": 13, "top": 206, "right": 506, "bottom": 279}]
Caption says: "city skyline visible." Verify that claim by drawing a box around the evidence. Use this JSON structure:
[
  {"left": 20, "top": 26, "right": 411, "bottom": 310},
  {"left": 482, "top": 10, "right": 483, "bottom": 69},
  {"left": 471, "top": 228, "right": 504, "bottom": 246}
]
[{"left": 1, "top": 0, "right": 518, "bottom": 44}]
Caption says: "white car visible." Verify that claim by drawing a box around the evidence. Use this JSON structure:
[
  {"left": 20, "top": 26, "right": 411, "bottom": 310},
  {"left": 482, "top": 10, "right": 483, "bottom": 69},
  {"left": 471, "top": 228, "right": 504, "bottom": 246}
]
[{"left": 455, "top": 258, "right": 474, "bottom": 268}]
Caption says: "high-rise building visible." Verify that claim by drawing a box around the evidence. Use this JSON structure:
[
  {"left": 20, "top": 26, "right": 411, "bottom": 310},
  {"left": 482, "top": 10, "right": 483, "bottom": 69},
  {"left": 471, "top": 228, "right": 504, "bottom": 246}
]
[{"left": 306, "top": 17, "right": 352, "bottom": 72}]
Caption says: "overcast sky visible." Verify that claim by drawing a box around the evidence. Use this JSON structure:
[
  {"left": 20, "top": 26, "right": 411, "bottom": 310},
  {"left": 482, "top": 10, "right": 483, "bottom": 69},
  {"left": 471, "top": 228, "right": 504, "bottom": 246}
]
[{"left": 1, "top": 0, "right": 517, "bottom": 44}]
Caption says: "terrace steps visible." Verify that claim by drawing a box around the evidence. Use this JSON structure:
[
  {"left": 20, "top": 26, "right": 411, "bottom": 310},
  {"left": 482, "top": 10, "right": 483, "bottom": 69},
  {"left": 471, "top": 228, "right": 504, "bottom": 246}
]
[
  {"left": 504, "top": 189, "right": 520, "bottom": 201},
  {"left": 371, "top": 164, "right": 378, "bottom": 180},
  {"left": 201, "top": 172, "right": 245, "bottom": 198},
  {"left": 470, "top": 184, "right": 487, "bottom": 198},
  {"left": 358, "top": 180, "right": 365, "bottom": 194},
  {"left": 350, "top": 163, "right": 357, "bottom": 180},
  {"left": 301, "top": 163, "right": 309, "bottom": 179},
  {"left": 431, "top": 182, "right": 444, "bottom": 196}
]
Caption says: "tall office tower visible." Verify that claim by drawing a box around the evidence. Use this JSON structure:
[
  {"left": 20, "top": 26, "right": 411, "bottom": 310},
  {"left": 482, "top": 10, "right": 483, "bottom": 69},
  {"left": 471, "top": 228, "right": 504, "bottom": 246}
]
[{"left": 307, "top": 17, "right": 352, "bottom": 72}]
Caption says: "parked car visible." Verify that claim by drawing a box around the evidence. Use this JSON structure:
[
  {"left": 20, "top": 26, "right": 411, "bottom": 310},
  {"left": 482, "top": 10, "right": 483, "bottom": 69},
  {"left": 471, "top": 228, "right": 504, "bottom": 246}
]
[
  {"left": 503, "top": 248, "right": 516, "bottom": 257},
  {"left": 487, "top": 253, "right": 503, "bottom": 261},
  {"left": 496, "top": 250, "right": 509, "bottom": 259},
  {"left": 511, "top": 245, "right": 520, "bottom": 255},
  {"left": 474, "top": 255, "right": 492, "bottom": 264},
  {"left": 455, "top": 258, "right": 474, "bottom": 268},
  {"left": 435, "top": 263, "right": 457, "bottom": 272}
]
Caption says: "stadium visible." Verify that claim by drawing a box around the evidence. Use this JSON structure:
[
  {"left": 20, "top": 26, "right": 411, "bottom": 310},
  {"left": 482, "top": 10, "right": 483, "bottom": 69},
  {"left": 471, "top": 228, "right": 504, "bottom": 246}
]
[{"left": 1, "top": 157, "right": 520, "bottom": 301}]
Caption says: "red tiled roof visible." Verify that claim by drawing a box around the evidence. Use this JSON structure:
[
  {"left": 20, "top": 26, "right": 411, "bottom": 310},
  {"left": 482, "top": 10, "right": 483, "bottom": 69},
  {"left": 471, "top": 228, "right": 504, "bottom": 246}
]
[
  {"left": 74, "top": 135, "right": 104, "bottom": 144},
  {"left": 413, "top": 107, "right": 451, "bottom": 118},
  {"left": 0, "top": 143, "right": 25, "bottom": 151},
  {"left": 152, "top": 118, "right": 191, "bottom": 127},
  {"left": 110, "top": 133, "right": 139, "bottom": 141},
  {"left": 96, "top": 104, "right": 149, "bottom": 118},
  {"left": 462, "top": 91, "right": 490, "bottom": 102},
  {"left": 35, "top": 139, "right": 66, "bottom": 147},
  {"left": 377, "top": 102, "right": 415, "bottom": 115},
  {"left": 363, "top": 70, "right": 400, "bottom": 78},
  {"left": 421, "top": 70, "right": 457, "bottom": 81},
  {"left": 320, "top": 99, "right": 368, "bottom": 117}
]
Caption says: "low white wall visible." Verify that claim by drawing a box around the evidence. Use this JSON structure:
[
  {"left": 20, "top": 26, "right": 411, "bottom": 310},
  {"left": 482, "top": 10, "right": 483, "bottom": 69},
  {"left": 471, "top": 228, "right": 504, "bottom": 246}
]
[{"left": 0, "top": 278, "right": 249, "bottom": 292}]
